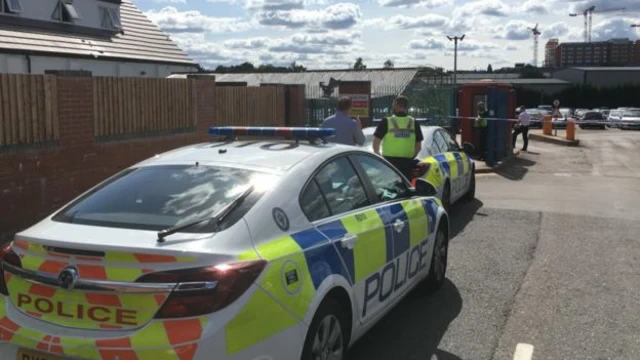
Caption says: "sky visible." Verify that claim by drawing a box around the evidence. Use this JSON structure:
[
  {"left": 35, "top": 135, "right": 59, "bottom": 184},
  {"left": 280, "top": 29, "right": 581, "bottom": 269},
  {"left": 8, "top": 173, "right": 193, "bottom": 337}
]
[{"left": 137, "top": 0, "right": 640, "bottom": 70}]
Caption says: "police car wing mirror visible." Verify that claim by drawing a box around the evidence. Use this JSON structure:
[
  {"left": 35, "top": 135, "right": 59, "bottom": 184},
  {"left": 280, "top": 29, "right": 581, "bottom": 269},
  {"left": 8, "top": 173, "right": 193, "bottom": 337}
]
[
  {"left": 462, "top": 142, "right": 475, "bottom": 155},
  {"left": 414, "top": 179, "right": 437, "bottom": 197}
]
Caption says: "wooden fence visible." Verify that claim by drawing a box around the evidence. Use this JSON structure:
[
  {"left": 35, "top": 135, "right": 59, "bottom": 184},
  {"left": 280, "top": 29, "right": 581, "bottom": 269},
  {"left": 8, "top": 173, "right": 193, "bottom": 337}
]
[
  {"left": 215, "top": 87, "right": 285, "bottom": 127},
  {"left": 0, "top": 74, "right": 59, "bottom": 147},
  {"left": 93, "top": 77, "right": 197, "bottom": 139},
  {"left": 0, "top": 75, "right": 288, "bottom": 147}
]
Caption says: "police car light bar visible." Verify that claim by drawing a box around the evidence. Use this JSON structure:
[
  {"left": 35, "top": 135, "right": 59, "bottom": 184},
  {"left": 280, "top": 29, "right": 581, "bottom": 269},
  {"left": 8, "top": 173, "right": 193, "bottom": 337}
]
[{"left": 208, "top": 126, "right": 336, "bottom": 144}]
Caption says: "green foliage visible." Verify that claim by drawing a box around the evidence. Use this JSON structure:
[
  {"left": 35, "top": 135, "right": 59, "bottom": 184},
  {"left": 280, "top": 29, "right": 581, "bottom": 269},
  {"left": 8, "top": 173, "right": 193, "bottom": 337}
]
[
  {"left": 514, "top": 84, "right": 640, "bottom": 108},
  {"left": 383, "top": 59, "right": 394, "bottom": 69},
  {"left": 354, "top": 57, "right": 367, "bottom": 70},
  {"left": 211, "top": 61, "right": 307, "bottom": 73}
]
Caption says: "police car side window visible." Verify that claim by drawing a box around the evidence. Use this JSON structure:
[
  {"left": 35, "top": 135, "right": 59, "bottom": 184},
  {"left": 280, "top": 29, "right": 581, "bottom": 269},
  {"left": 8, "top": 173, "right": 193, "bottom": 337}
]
[
  {"left": 313, "top": 157, "right": 370, "bottom": 215},
  {"left": 432, "top": 131, "right": 448, "bottom": 154},
  {"left": 353, "top": 155, "right": 410, "bottom": 202},
  {"left": 300, "top": 180, "right": 331, "bottom": 222},
  {"left": 440, "top": 130, "right": 460, "bottom": 152}
]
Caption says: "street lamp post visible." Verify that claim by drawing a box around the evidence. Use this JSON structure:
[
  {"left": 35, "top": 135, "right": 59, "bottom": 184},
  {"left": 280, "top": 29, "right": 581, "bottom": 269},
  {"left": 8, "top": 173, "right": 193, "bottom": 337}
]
[{"left": 447, "top": 34, "right": 465, "bottom": 135}]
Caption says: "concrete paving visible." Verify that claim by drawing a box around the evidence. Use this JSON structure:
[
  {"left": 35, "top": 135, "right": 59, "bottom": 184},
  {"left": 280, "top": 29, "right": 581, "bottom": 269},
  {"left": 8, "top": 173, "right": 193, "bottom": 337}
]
[{"left": 350, "top": 128, "right": 640, "bottom": 360}]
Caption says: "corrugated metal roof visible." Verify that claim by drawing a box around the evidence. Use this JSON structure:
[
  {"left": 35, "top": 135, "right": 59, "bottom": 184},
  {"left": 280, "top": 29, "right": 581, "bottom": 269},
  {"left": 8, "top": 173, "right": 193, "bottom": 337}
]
[
  {"left": 570, "top": 67, "right": 640, "bottom": 71},
  {"left": 0, "top": 0, "right": 196, "bottom": 65},
  {"left": 456, "top": 78, "right": 571, "bottom": 84},
  {"left": 169, "top": 68, "right": 420, "bottom": 98}
]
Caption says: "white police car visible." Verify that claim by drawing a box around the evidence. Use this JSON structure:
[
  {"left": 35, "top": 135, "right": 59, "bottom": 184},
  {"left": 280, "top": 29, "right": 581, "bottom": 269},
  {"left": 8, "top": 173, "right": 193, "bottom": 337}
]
[
  {"left": 0, "top": 127, "right": 449, "bottom": 360},
  {"left": 362, "top": 125, "right": 476, "bottom": 211}
]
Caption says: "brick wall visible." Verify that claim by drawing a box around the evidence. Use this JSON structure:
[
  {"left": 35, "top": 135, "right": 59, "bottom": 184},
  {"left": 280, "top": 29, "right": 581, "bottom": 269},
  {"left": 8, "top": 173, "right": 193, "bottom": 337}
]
[{"left": 0, "top": 74, "right": 216, "bottom": 241}]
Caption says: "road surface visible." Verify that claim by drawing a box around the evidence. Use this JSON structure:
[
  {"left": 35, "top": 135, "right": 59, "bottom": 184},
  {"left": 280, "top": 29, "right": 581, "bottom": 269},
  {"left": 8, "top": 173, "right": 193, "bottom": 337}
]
[{"left": 349, "top": 128, "right": 640, "bottom": 360}]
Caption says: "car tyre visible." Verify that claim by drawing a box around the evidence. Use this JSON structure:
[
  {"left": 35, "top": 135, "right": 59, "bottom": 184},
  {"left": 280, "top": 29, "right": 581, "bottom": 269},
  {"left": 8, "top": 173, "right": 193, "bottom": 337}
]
[
  {"left": 424, "top": 224, "right": 449, "bottom": 292},
  {"left": 301, "top": 296, "right": 348, "bottom": 360},
  {"left": 462, "top": 168, "right": 475, "bottom": 202}
]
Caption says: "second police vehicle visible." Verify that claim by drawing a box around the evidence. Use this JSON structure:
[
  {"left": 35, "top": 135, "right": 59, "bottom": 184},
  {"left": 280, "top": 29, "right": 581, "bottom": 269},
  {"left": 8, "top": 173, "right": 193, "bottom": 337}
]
[
  {"left": 0, "top": 127, "right": 450, "bottom": 360},
  {"left": 362, "top": 125, "right": 476, "bottom": 211}
]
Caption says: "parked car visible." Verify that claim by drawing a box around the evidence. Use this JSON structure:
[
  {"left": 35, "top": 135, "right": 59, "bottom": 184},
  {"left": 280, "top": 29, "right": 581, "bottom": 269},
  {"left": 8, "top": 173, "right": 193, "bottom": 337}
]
[
  {"left": 574, "top": 108, "right": 589, "bottom": 118},
  {"left": 552, "top": 108, "right": 573, "bottom": 129},
  {"left": 579, "top": 111, "right": 607, "bottom": 130},
  {"left": 526, "top": 108, "right": 544, "bottom": 128},
  {"left": 362, "top": 125, "right": 476, "bottom": 211},
  {"left": 618, "top": 108, "right": 640, "bottom": 130},
  {"left": 538, "top": 105, "right": 552, "bottom": 112},
  {"left": 607, "top": 109, "right": 622, "bottom": 128}
]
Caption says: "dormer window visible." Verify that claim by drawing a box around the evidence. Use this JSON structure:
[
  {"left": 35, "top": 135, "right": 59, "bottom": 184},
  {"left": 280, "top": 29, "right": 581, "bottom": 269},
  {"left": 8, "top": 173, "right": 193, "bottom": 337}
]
[
  {"left": 1, "top": 0, "right": 23, "bottom": 15},
  {"left": 52, "top": 0, "right": 81, "bottom": 23},
  {"left": 100, "top": 6, "right": 121, "bottom": 30}
]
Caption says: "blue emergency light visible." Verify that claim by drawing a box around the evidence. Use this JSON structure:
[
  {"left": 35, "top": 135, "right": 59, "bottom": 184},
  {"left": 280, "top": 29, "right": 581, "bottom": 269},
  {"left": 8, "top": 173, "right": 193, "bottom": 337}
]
[{"left": 208, "top": 126, "right": 336, "bottom": 143}]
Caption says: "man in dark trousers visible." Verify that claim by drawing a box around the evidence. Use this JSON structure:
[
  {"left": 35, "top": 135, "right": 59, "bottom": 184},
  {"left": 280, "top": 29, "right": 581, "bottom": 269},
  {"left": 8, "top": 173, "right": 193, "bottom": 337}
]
[
  {"left": 474, "top": 101, "right": 489, "bottom": 160},
  {"left": 372, "top": 95, "right": 424, "bottom": 180}
]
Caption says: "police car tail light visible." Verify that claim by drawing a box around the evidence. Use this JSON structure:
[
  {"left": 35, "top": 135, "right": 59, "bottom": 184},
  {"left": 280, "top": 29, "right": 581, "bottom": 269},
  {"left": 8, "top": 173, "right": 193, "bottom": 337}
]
[
  {"left": 412, "top": 162, "right": 430, "bottom": 179},
  {"left": 136, "top": 259, "right": 267, "bottom": 318},
  {"left": 0, "top": 243, "right": 22, "bottom": 296}
]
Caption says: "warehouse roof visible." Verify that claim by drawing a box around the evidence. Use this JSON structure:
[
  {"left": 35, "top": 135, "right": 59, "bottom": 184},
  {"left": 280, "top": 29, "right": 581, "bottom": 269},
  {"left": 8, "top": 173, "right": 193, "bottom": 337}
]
[
  {"left": 0, "top": 0, "right": 196, "bottom": 66},
  {"left": 169, "top": 68, "right": 421, "bottom": 98},
  {"left": 568, "top": 67, "right": 640, "bottom": 71}
]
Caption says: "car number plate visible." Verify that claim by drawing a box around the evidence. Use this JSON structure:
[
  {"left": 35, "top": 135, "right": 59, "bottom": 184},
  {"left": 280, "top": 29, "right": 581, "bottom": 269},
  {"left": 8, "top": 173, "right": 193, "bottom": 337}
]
[{"left": 16, "top": 348, "right": 66, "bottom": 360}]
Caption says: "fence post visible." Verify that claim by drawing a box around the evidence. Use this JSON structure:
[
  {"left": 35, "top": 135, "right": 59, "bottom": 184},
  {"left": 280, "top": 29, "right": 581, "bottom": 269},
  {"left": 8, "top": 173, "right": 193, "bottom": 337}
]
[
  {"left": 46, "top": 70, "right": 94, "bottom": 149},
  {"left": 188, "top": 75, "right": 216, "bottom": 135}
]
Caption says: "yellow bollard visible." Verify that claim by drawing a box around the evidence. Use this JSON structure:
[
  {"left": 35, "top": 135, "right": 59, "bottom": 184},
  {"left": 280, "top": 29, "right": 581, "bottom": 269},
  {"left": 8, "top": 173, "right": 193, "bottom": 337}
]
[
  {"left": 542, "top": 115, "right": 553, "bottom": 135},
  {"left": 566, "top": 118, "right": 575, "bottom": 141}
]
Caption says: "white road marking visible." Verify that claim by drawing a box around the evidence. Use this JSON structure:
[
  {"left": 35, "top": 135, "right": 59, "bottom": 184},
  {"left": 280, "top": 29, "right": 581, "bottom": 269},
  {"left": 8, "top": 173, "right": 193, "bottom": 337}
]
[{"left": 513, "top": 343, "right": 534, "bottom": 360}]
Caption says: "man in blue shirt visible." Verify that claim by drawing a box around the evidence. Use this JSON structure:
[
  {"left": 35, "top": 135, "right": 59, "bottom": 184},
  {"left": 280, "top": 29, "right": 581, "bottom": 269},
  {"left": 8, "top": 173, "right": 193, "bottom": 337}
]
[{"left": 321, "top": 96, "right": 365, "bottom": 146}]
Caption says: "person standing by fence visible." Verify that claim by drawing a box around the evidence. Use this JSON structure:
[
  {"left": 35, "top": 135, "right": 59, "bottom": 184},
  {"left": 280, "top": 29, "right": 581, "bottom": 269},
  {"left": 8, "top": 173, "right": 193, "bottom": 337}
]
[
  {"left": 321, "top": 96, "right": 365, "bottom": 146},
  {"left": 512, "top": 106, "right": 530, "bottom": 152}
]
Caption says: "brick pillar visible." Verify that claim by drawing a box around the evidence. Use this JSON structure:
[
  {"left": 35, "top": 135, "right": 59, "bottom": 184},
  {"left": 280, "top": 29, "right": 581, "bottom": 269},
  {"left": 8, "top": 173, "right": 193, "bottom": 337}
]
[
  {"left": 189, "top": 75, "right": 216, "bottom": 136},
  {"left": 49, "top": 71, "right": 94, "bottom": 149}
]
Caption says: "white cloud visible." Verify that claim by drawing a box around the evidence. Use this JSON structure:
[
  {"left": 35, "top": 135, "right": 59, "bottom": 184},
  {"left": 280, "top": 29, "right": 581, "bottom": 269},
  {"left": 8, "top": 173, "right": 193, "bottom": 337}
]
[
  {"left": 493, "top": 20, "right": 535, "bottom": 41},
  {"left": 222, "top": 31, "right": 362, "bottom": 54},
  {"left": 518, "top": 0, "right": 549, "bottom": 15},
  {"left": 153, "top": 0, "right": 186, "bottom": 3},
  {"left": 144, "top": 7, "right": 255, "bottom": 33},
  {"left": 565, "top": 0, "right": 640, "bottom": 15},
  {"left": 364, "top": 14, "right": 449, "bottom": 30},
  {"left": 376, "top": 0, "right": 452, "bottom": 9},
  {"left": 255, "top": 3, "right": 362, "bottom": 30}
]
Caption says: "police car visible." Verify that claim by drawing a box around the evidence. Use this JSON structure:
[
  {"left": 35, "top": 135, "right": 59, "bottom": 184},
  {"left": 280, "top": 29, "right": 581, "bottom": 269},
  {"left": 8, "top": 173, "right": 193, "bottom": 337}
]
[
  {"left": 0, "top": 127, "right": 450, "bottom": 360},
  {"left": 362, "top": 125, "right": 476, "bottom": 211}
]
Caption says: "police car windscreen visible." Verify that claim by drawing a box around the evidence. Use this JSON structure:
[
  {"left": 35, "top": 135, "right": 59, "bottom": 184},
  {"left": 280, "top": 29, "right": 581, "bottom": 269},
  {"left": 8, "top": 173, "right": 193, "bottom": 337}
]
[{"left": 52, "top": 165, "right": 279, "bottom": 232}]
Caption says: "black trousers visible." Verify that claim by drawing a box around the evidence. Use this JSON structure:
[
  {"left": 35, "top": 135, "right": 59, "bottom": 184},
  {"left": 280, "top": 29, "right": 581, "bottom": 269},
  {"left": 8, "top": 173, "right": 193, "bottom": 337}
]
[
  {"left": 512, "top": 125, "right": 529, "bottom": 151},
  {"left": 475, "top": 127, "right": 487, "bottom": 160},
  {"left": 384, "top": 156, "right": 414, "bottom": 180}
]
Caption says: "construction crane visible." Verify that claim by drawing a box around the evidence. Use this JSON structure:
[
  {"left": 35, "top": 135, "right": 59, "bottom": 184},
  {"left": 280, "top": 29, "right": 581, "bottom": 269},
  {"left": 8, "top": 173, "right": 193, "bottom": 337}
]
[
  {"left": 527, "top": 23, "right": 541, "bottom": 67},
  {"left": 569, "top": 6, "right": 626, "bottom": 43}
]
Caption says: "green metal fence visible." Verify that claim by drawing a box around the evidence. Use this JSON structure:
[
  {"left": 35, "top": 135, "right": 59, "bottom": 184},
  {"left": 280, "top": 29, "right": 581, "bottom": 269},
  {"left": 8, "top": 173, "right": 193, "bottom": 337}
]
[{"left": 304, "top": 74, "right": 454, "bottom": 127}]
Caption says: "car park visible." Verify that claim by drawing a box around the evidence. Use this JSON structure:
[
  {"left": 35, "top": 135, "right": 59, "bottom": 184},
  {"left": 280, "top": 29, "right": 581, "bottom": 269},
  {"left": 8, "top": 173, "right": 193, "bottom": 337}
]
[
  {"left": 607, "top": 109, "right": 622, "bottom": 128},
  {"left": 552, "top": 108, "right": 573, "bottom": 129},
  {"left": 362, "top": 125, "right": 476, "bottom": 211},
  {"left": 0, "top": 127, "right": 450, "bottom": 360}
]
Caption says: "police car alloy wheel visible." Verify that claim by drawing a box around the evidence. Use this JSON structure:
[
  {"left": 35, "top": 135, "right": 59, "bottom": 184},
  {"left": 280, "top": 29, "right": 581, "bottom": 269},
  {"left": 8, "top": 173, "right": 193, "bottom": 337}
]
[
  {"left": 425, "top": 225, "right": 448, "bottom": 291},
  {"left": 302, "top": 297, "right": 347, "bottom": 360}
]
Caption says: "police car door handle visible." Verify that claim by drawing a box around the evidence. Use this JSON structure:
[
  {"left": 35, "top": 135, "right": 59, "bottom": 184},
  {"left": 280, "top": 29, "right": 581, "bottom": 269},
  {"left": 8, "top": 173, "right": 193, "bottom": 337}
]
[{"left": 340, "top": 234, "right": 358, "bottom": 249}]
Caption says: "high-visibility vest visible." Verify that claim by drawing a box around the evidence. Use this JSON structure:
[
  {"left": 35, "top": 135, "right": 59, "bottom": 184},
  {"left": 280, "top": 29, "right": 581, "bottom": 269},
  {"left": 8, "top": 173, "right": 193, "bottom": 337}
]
[
  {"left": 382, "top": 115, "right": 415, "bottom": 158},
  {"left": 474, "top": 111, "right": 488, "bottom": 128}
]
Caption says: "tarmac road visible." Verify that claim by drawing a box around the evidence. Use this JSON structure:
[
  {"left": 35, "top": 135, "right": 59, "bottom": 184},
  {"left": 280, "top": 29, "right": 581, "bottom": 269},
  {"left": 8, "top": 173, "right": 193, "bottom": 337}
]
[{"left": 348, "top": 129, "right": 640, "bottom": 360}]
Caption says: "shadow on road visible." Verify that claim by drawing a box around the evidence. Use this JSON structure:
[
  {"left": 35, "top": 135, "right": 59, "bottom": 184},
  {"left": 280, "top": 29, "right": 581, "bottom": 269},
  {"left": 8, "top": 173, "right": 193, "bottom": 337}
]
[
  {"left": 348, "top": 279, "right": 463, "bottom": 360},
  {"left": 449, "top": 199, "right": 484, "bottom": 238},
  {"left": 494, "top": 156, "right": 536, "bottom": 181}
]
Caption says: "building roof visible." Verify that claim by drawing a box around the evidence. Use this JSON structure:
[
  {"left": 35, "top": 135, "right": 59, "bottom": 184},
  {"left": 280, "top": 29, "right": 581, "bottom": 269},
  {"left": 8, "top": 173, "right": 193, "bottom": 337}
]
[
  {"left": 0, "top": 0, "right": 196, "bottom": 66},
  {"left": 456, "top": 78, "right": 571, "bottom": 85},
  {"left": 569, "top": 67, "right": 640, "bottom": 71},
  {"left": 169, "top": 68, "right": 420, "bottom": 98}
]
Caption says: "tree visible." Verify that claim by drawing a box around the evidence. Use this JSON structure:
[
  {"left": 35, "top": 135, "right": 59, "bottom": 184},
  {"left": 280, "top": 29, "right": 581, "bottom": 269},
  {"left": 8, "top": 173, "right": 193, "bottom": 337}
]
[
  {"left": 383, "top": 59, "right": 394, "bottom": 69},
  {"left": 487, "top": 64, "right": 493, "bottom": 72},
  {"left": 353, "top": 57, "right": 367, "bottom": 70}
]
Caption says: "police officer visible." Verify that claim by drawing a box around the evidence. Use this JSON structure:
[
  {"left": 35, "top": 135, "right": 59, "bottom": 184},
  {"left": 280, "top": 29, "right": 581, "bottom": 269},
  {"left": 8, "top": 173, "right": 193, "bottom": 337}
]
[
  {"left": 474, "top": 101, "right": 489, "bottom": 160},
  {"left": 372, "top": 95, "right": 424, "bottom": 180}
]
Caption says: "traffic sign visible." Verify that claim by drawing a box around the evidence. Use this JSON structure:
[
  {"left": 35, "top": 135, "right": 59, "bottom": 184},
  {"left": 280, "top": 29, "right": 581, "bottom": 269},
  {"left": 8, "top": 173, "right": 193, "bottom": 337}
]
[{"left": 553, "top": 99, "right": 560, "bottom": 107}]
